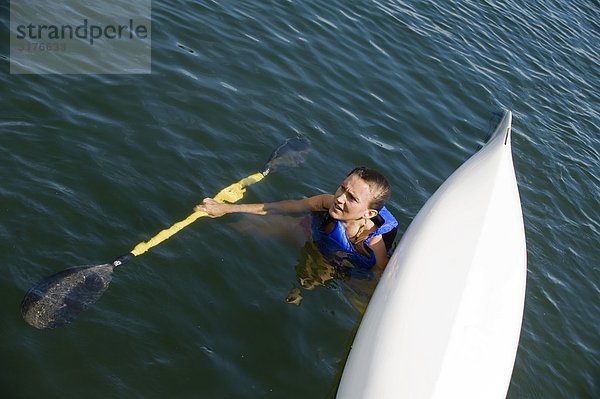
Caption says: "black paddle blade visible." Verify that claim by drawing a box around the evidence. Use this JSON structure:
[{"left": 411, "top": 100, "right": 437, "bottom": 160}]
[
  {"left": 264, "top": 136, "right": 310, "bottom": 173},
  {"left": 21, "top": 264, "right": 115, "bottom": 329}
]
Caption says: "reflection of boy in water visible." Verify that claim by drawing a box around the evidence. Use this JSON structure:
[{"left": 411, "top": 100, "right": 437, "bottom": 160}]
[
  {"left": 287, "top": 241, "right": 382, "bottom": 309},
  {"left": 285, "top": 241, "right": 337, "bottom": 305},
  {"left": 196, "top": 167, "right": 398, "bottom": 304}
]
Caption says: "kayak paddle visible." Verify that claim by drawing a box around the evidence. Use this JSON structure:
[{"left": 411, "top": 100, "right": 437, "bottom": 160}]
[{"left": 21, "top": 137, "right": 310, "bottom": 329}]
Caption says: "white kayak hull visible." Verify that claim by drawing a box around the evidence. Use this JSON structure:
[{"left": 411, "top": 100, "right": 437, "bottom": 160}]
[{"left": 337, "top": 111, "right": 527, "bottom": 399}]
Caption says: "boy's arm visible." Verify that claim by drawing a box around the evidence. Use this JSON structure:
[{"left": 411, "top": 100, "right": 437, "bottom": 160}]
[
  {"left": 369, "top": 235, "right": 390, "bottom": 270},
  {"left": 195, "top": 194, "right": 334, "bottom": 217}
]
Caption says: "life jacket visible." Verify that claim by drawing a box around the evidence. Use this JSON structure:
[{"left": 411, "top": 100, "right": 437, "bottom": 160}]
[{"left": 310, "top": 206, "right": 398, "bottom": 278}]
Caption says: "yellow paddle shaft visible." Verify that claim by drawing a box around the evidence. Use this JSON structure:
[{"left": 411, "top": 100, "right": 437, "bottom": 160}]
[{"left": 130, "top": 172, "right": 266, "bottom": 257}]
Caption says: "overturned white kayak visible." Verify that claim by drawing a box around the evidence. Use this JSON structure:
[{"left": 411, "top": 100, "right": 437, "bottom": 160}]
[{"left": 337, "top": 111, "right": 527, "bottom": 399}]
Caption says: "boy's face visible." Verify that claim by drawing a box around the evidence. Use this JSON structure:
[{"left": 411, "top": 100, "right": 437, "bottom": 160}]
[{"left": 329, "top": 174, "right": 376, "bottom": 221}]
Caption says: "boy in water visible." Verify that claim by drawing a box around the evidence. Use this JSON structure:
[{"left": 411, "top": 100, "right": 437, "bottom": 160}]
[{"left": 196, "top": 167, "right": 398, "bottom": 278}]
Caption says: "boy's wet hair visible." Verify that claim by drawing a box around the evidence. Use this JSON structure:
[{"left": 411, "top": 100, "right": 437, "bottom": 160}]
[{"left": 347, "top": 167, "right": 391, "bottom": 211}]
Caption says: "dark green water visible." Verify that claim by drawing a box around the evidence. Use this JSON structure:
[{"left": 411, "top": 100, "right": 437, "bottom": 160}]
[{"left": 1, "top": 0, "right": 598, "bottom": 398}]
